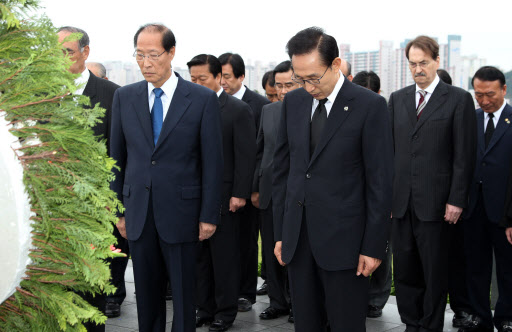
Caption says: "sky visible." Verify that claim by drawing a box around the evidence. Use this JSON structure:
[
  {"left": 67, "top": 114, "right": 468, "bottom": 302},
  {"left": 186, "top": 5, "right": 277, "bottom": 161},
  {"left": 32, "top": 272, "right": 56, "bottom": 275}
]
[{"left": 36, "top": 0, "right": 512, "bottom": 72}]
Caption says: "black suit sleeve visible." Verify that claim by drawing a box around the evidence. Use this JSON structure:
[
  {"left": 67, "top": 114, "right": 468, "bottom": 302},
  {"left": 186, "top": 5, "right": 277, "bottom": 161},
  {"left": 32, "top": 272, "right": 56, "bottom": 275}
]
[
  {"left": 448, "top": 91, "right": 476, "bottom": 209},
  {"left": 253, "top": 109, "right": 265, "bottom": 193},
  {"left": 232, "top": 103, "right": 256, "bottom": 199},
  {"left": 272, "top": 97, "right": 290, "bottom": 242},
  {"left": 501, "top": 160, "right": 512, "bottom": 228},
  {"left": 360, "top": 96, "right": 394, "bottom": 259}
]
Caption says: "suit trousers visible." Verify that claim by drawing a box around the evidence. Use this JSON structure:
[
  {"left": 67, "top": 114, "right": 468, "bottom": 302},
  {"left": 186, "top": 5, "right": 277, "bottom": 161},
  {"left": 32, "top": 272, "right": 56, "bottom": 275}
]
[
  {"left": 260, "top": 201, "right": 289, "bottom": 310},
  {"left": 129, "top": 197, "right": 196, "bottom": 332},
  {"left": 288, "top": 215, "right": 369, "bottom": 332},
  {"left": 463, "top": 190, "right": 512, "bottom": 329},
  {"left": 106, "top": 225, "right": 130, "bottom": 305},
  {"left": 392, "top": 200, "right": 449, "bottom": 332},
  {"left": 239, "top": 202, "right": 259, "bottom": 303},
  {"left": 79, "top": 291, "right": 105, "bottom": 332},
  {"left": 368, "top": 242, "right": 392, "bottom": 309},
  {"left": 196, "top": 210, "right": 240, "bottom": 323},
  {"left": 447, "top": 220, "right": 470, "bottom": 314}
]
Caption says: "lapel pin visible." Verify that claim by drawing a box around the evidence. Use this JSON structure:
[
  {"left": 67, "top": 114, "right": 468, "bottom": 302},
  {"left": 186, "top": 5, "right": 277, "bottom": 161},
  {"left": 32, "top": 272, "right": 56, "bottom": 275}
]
[
  {"left": 506, "top": 118, "right": 510, "bottom": 124},
  {"left": 344, "top": 106, "right": 349, "bottom": 111}
]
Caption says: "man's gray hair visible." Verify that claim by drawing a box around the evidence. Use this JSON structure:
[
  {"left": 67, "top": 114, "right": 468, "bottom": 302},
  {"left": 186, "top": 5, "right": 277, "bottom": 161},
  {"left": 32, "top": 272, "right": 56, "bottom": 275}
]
[
  {"left": 87, "top": 62, "right": 107, "bottom": 79},
  {"left": 58, "top": 26, "right": 89, "bottom": 51}
]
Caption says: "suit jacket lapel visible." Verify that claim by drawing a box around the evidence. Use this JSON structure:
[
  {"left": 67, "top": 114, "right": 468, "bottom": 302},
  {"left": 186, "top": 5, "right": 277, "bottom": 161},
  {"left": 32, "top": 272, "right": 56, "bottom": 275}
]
[
  {"left": 82, "top": 71, "right": 98, "bottom": 105},
  {"left": 218, "top": 90, "right": 227, "bottom": 111},
  {"left": 413, "top": 82, "right": 449, "bottom": 135},
  {"left": 308, "top": 80, "right": 353, "bottom": 167},
  {"left": 155, "top": 76, "right": 191, "bottom": 151},
  {"left": 476, "top": 109, "right": 485, "bottom": 154},
  {"left": 132, "top": 81, "right": 153, "bottom": 149},
  {"left": 272, "top": 102, "right": 282, "bottom": 138},
  {"left": 486, "top": 104, "right": 512, "bottom": 153}
]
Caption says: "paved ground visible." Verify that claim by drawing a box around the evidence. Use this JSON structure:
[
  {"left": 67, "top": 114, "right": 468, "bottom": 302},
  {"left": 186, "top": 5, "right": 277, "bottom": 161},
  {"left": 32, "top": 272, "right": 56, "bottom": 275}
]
[{"left": 105, "top": 261, "right": 468, "bottom": 332}]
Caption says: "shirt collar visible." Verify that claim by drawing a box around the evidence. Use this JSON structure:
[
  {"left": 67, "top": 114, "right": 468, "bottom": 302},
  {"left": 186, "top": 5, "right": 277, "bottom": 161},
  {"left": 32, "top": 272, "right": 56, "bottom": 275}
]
[
  {"left": 325, "top": 71, "right": 344, "bottom": 103},
  {"left": 232, "top": 84, "right": 246, "bottom": 100},
  {"left": 216, "top": 87, "right": 223, "bottom": 97},
  {"left": 487, "top": 100, "right": 507, "bottom": 120},
  {"left": 147, "top": 70, "right": 178, "bottom": 97},
  {"left": 416, "top": 74, "right": 440, "bottom": 95},
  {"left": 74, "top": 67, "right": 90, "bottom": 92}
]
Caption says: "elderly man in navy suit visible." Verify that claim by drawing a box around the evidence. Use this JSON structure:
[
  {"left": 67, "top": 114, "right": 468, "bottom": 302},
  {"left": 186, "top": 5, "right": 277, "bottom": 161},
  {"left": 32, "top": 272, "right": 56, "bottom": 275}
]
[
  {"left": 110, "top": 24, "right": 223, "bottom": 332},
  {"left": 459, "top": 66, "right": 512, "bottom": 332},
  {"left": 273, "top": 27, "right": 393, "bottom": 332}
]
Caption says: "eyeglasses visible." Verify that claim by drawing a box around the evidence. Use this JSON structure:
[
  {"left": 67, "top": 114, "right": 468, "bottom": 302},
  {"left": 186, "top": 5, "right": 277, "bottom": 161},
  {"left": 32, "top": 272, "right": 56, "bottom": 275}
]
[
  {"left": 291, "top": 66, "right": 330, "bottom": 85},
  {"left": 274, "top": 82, "right": 297, "bottom": 90},
  {"left": 408, "top": 61, "right": 431, "bottom": 69},
  {"left": 133, "top": 50, "right": 167, "bottom": 62}
]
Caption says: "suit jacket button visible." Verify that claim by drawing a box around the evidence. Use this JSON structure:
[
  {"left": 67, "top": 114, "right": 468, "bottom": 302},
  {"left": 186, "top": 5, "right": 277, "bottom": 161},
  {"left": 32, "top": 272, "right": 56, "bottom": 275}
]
[
  {"left": 482, "top": 162, "right": 486, "bottom": 166},
  {"left": 145, "top": 186, "right": 150, "bottom": 191},
  {"left": 306, "top": 173, "right": 311, "bottom": 179},
  {"left": 298, "top": 201, "right": 303, "bottom": 207},
  {"left": 152, "top": 160, "right": 156, "bottom": 165},
  {"left": 413, "top": 135, "right": 418, "bottom": 140},
  {"left": 411, "top": 153, "right": 416, "bottom": 158}
]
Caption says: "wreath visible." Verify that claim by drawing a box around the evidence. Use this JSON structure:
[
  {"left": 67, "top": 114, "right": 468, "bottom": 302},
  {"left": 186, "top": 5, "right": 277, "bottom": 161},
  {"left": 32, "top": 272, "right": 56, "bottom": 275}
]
[{"left": 0, "top": 1, "right": 123, "bottom": 330}]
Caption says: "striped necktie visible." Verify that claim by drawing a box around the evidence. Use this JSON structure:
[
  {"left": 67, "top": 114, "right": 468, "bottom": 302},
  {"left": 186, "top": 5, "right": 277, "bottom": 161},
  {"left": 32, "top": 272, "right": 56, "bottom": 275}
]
[{"left": 416, "top": 90, "right": 427, "bottom": 119}]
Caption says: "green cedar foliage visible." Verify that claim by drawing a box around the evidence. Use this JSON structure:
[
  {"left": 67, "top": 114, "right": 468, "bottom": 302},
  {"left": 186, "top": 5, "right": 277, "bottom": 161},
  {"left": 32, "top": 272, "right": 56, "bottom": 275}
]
[{"left": 0, "top": 0, "right": 124, "bottom": 330}]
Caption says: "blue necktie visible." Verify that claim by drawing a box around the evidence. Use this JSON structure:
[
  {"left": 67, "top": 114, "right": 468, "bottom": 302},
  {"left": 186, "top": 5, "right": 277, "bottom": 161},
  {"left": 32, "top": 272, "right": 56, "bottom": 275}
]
[{"left": 151, "top": 88, "right": 164, "bottom": 146}]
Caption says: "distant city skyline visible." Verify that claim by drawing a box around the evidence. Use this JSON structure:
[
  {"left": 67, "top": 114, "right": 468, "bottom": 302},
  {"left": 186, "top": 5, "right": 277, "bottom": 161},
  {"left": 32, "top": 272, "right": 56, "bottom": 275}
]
[{"left": 38, "top": 0, "right": 511, "bottom": 73}]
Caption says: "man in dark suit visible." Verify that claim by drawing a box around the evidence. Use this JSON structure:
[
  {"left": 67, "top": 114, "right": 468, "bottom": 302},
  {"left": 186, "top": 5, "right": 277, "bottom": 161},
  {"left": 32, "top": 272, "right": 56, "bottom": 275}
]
[
  {"left": 435, "top": 68, "right": 472, "bottom": 328},
  {"left": 218, "top": 52, "right": 270, "bottom": 312},
  {"left": 273, "top": 27, "right": 393, "bottom": 332},
  {"left": 187, "top": 54, "right": 256, "bottom": 332},
  {"left": 252, "top": 60, "right": 300, "bottom": 322},
  {"left": 110, "top": 24, "right": 223, "bottom": 332},
  {"left": 58, "top": 26, "right": 121, "bottom": 331},
  {"left": 388, "top": 35, "right": 477, "bottom": 332},
  {"left": 458, "top": 67, "right": 512, "bottom": 332},
  {"left": 352, "top": 71, "right": 392, "bottom": 319}
]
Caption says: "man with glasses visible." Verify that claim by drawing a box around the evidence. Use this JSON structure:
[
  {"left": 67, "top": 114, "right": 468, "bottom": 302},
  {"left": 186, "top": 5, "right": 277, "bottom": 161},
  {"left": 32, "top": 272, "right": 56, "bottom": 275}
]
[
  {"left": 388, "top": 35, "right": 476, "bottom": 332},
  {"left": 57, "top": 26, "right": 121, "bottom": 332},
  {"left": 262, "top": 71, "right": 279, "bottom": 103},
  {"left": 252, "top": 60, "right": 299, "bottom": 323},
  {"left": 110, "top": 24, "right": 223, "bottom": 332},
  {"left": 272, "top": 27, "right": 393, "bottom": 332}
]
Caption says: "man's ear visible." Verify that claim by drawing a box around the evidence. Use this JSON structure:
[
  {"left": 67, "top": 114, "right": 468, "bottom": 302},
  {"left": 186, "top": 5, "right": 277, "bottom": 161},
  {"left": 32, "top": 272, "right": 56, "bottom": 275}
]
[{"left": 82, "top": 45, "right": 90, "bottom": 60}]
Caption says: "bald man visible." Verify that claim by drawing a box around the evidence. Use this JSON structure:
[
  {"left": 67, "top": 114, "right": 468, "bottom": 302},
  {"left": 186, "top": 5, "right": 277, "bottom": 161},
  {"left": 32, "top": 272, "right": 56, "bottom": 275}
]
[
  {"left": 340, "top": 59, "right": 353, "bottom": 81},
  {"left": 86, "top": 62, "right": 108, "bottom": 80}
]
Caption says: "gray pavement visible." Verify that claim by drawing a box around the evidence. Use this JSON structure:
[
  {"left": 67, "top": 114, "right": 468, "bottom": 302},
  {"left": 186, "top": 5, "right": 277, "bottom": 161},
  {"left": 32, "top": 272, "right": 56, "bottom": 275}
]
[{"left": 105, "top": 261, "right": 465, "bottom": 332}]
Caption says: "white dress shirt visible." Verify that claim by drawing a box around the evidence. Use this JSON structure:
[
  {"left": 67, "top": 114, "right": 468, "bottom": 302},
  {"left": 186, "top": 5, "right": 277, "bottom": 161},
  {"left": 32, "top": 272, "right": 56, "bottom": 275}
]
[
  {"left": 415, "top": 74, "right": 440, "bottom": 108},
  {"left": 311, "top": 71, "right": 345, "bottom": 119},
  {"left": 232, "top": 85, "right": 246, "bottom": 100},
  {"left": 216, "top": 87, "right": 223, "bottom": 98},
  {"left": 147, "top": 70, "right": 178, "bottom": 120},
  {"left": 74, "top": 67, "right": 90, "bottom": 95},
  {"left": 484, "top": 101, "right": 507, "bottom": 133}
]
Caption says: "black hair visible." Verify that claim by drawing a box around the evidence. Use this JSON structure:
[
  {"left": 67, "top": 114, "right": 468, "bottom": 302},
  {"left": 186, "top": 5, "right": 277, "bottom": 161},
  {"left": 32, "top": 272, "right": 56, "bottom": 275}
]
[
  {"left": 273, "top": 60, "right": 292, "bottom": 77},
  {"left": 352, "top": 71, "right": 380, "bottom": 93},
  {"left": 262, "top": 71, "right": 275, "bottom": 90},
  {"left": 58, "top": 26, "right": 89, "bottom": 49},
  {"left": 218, "top": 53, "right": 245, "bottom": 78},
  {"left": 437, "top": 69, "right": 452, "bottom": 85},
  {"left": 133, "top": 23, "right": 176, "bottom": 52},
  {"left": 286, "top": 27, "right": 339, "bottom": 67},
  {"left": 472, "top": 66, "right": 506, "bottom": 87},
  {"left": 187, "top": 54, "right": 222, "bottom": 78}
]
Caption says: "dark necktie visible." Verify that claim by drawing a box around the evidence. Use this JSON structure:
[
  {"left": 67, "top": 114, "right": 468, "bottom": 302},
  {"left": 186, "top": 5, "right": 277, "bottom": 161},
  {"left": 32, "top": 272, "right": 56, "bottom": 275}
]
[
  {"left": 485, "top": 112, "right": 495, "bottom": 149},
  {"left": 416, "top": 90, "right": 427, "bottom": 119},
  {"left": 310, "top": 98, "right": 328, "bottom": 157},
  {"left": 151, "top": 88, "right": 164, "bottom": 146}
]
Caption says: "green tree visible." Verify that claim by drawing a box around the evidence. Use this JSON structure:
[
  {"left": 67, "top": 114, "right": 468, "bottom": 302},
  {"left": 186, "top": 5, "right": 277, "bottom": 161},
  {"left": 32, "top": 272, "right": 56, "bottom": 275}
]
[{"left": 0, "top": 1, "right": 123, "bottom": 330}]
